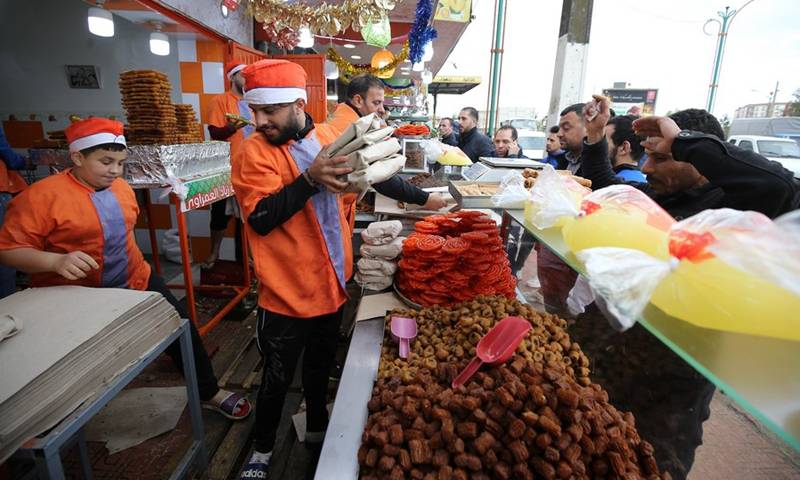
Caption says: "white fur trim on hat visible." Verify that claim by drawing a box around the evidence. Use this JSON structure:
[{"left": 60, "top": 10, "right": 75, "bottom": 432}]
[
  {"left": 69, "top": 132, "right": 127, "bottom": 152},
  {"left": 227, "top": 64, "right": 246, "bottom": 80},
  {"left": 244, "top": 87, "right": 307, "bottom": 105}
]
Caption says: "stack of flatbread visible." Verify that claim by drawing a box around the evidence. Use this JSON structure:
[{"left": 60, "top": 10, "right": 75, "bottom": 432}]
[{"left": 0, "top": 287, "right": 181, "bottom": 462}]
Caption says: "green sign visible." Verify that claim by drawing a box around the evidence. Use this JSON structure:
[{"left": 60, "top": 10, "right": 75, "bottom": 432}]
[{"left": 179, "top": 172, "right": 235, "bottom": 212}]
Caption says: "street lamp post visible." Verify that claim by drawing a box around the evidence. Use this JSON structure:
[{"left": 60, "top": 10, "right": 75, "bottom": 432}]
[{"left": 704, "top": 1, "right": 756, "bottom": 113}]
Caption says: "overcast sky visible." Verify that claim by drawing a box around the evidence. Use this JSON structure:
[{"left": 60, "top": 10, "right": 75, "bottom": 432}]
[{"left": 434, "top": 0, "right": 800, "bottom": 122}]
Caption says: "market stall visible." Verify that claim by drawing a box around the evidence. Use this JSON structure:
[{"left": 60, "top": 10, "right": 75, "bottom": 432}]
[{"left": 317, "top": 164, "right": 799, "bottom": 479}]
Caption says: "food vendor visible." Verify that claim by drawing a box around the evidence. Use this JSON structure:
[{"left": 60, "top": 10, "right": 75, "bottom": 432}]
[
  {"left": 203, "top": 61, "right": 254, "bottom": 267},
  {"left": 331, "top": 73, "right": 448, "bottom": 229},
  {"left": 230, "top": 59, "right": 355, "bottom": 479},
  {"left": 0, "top": 118, "right": 252, "bottom": 421}
]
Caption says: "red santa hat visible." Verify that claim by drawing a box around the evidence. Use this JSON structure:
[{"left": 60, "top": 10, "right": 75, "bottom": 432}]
[
  {"left": 66, "top": 118, "right": 126, "bottom": 152},
  {"left": 242, "top": 59, "right": 307, "bottom": 105},
  {"left": 225, "top": 60, "right": 247, "bottom": 80}
]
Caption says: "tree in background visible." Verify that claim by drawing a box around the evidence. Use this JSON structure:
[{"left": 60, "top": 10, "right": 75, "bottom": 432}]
[{"left": 787, "top": 88, "right": 800, "bottom": 116}]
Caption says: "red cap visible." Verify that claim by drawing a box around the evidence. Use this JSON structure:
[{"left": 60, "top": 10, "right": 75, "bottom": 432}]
[
  {"left": 225, "top": 61, "right": 247, "bottom": 80},
  {"left": 242, "top": 59, "right": 307, "bottom": 105},
  {"left": 66, "top": 118, "right": 126, "bottom": 152}
]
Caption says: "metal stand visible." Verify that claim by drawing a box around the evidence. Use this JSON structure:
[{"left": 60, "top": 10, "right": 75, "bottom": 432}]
[
  {"left": 14, "top": 319, "right": 207, "bottom": 480},
  {"left": 138, "top": 189, "right": 251, "bottom": 336}
]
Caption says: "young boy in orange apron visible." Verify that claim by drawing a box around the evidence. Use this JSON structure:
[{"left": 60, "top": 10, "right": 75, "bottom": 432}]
[{"left": 0, "top": 118, "right": 251, "bottom": 420}]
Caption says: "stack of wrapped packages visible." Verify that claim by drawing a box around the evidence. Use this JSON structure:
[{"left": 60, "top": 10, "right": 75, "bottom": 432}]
[
  {"left": 356, "top": 220, "right": 405, "bottom": 291},
  {"left": 326, "top": 113, "right": 406, "bottom": 199}
]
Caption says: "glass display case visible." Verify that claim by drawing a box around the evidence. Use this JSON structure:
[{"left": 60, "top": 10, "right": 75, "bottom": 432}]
[{"left": 501, "top": 207, "right": 800, "bottom": 478}]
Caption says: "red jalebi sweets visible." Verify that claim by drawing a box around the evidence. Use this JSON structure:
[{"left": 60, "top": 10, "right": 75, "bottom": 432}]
[{"left": 396, "top": 211, "right": 516, "bottom": 306}]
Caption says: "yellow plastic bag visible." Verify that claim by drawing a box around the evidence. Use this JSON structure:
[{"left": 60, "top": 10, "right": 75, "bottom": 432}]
[
  {"left": 578, "top": 209, "right": 800, "bottom": 340},
  {"left": 528, "top": 166, "right": 673, "bottom": 258}
]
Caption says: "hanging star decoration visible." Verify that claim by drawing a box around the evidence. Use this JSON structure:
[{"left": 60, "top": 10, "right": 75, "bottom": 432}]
[
  {"left": 247, "top": 0, "right": 398, "bottom": 50},
  {"left": 408, "top": 0, "right": 437, "bottom": 64},
  {"left": 327, "top": 42, "right": 409, "bottom": 80}
]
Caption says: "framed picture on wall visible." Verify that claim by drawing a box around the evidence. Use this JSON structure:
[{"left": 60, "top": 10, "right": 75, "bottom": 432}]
[{"left": 65, "top": 65, "right": 101, "bottom": 89}]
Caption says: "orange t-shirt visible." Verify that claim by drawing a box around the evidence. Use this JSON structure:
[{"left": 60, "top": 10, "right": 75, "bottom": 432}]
[
  {"left": 0, "top": 170, "right": 150, "bottom": 290},
  {"left": 208, "top": 92, "right": 247, "bottom": 173},
  {"left": 233, "top": 121, "right": 354, "bottom": 318}
]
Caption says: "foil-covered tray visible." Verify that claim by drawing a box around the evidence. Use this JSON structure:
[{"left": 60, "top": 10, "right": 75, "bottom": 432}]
[
  {"left": 29, "top": 142, "right": 232, "bottom": 187},
  {"left": 124, "top": 142, "right": 231, "bottom": 186}
]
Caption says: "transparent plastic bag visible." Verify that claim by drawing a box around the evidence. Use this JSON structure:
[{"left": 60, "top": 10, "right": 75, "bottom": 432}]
[
  {"left": 565, "top": 185, "right": 675, "bottom": 259},
  {"left": 422, "top": 139, "right": 472, "bottom": 166},
  {"left": 578, "top": 208, "right": 800, "bottom": 339},
  {"left": 527, "top": 165, "right": 588, "bottom": 228},
  {"left": 491, "top": 171, "right": 530, "bottom": 209}
]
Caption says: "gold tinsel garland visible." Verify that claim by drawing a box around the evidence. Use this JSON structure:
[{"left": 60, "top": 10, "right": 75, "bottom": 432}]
[
  {"left": 246, "top": 0, "right": 398, "bottom": 37},
  {"left": 327, "top": 42, "right": 409, "bottom": 79}
]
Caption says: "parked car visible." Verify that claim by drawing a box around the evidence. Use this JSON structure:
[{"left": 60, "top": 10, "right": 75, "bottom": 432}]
[
  {"left": 505, "top": 118, "right": 538, "bottom": 131},
  {"left": 517, "top": 130, "right": 546, "bottom": 160},
  {"left": 728, "top": 135, "right": 800, "bottom": 178}
]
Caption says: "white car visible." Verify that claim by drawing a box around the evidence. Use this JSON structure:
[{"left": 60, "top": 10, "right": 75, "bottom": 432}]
[
  {"left": 516, "top": 131, "right": 546, "bottom": 160},
  {"left": 728, "top": 135, "right": 800, "bottom": 178}
]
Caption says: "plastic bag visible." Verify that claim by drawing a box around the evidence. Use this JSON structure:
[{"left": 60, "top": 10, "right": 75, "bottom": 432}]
[
  {"left": 578, "top": 209, "right": 800, "bottom": 339},
  {"left": 361, "top": 220, "right": 403, "bottom": 245},
  {"left": 360, "top": 236, "right": 405, "bottom": 260},
  {"left": 527, "top": 165, "right": 589, "bottom": 229},
  {"left": 491, "top": 171, "right": 530, "bottom": 209},
  {"left": 564, "top": 184, "right": 675, "bottom": 259},
  {"left": 161, "top": 229, "right": 184, "bottom": 264},
  {"left": 357, "top": 258, "right": 398, "bottom": 276},
  {"left": 422, "top": 139, "right": 472, "bottom": 166},
  {"left": 708, "top": 209, "right": 800, "bottom": 297},
  {"left": 355, "top": 271, "right": 393, "bottom": 291}
]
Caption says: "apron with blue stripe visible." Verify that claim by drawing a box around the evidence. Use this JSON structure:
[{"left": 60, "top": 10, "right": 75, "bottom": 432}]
[
  {"left": 90, "top": 189, "right": 130, "bottom": 288},
  {"left": 288, "top": 132, "right": 347, "bottom": 290}
]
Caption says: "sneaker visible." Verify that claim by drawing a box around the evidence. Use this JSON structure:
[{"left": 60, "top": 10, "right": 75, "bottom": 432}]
[{"left": 239, "top": 461, "right": 268, "bottom": 480}]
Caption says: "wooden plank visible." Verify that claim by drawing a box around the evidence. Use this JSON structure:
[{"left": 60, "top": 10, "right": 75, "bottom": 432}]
[
  {"left": 217, "top": 335, "right": 256, "bottom": 388},
  {"left": 207, "top": 395, "right": 257, "bottom": 480},
  {"left": 159, "top": 410, "right": 230, "bottom": 480},
  {"left": 242, "top": 366, "right": 262, "bottom": 391},
  {"left": 227, "top": 343, "right": 262, "bottom": 388}
]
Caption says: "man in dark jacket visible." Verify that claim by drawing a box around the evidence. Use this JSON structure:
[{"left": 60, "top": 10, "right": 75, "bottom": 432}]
[
  {"left": 457, "top": 107, "right": 495, "bottom": 162},
  {"left": 582, "top": 96, "right": 799, "bottom": 219},
  {"left": 574, "top": 95, "right": 799, "bottom": 480},
  {"left": 492, "top": 125, "right": 528, "bottom": 158},
  {"left": 438, "top": 117, "right": 459, "bottom": 146}
]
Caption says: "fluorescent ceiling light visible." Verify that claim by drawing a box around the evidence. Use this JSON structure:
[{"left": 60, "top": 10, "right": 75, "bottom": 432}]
[
  {"left": 150, "top": 32, "right": 170, "bottom": 56},
  {"left": 88, "top": 6, "right": 114, "bottom": 38}
]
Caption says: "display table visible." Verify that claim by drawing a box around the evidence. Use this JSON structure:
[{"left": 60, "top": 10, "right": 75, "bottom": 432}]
[
  {"left": 315, "top": 316, "right": 385, "bottom": 480},
  {"left": 13, "top": 318, "right": 206, "bottom": 479},
  {"left": 503, "top": 208, "right": 800, "bottom": 453}
]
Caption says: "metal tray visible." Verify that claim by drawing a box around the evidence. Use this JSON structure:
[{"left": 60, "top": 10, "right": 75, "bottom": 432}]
[
  {"left": 393, "top": 281, "right": 422, "bottom": 309},
  {"left": 448, "top": 180, "right": 501, "bottom": 209},
  {"left": 479, "top": 157, "right": 543, "bottom": 168}
]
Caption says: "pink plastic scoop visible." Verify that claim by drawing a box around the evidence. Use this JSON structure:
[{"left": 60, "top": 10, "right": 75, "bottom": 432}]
[
  {"left": 390, "top": 316, "right": 418, "bottom": 359},
  {"left": 451, "top": 316, "right": 532, "bottom": 389}
]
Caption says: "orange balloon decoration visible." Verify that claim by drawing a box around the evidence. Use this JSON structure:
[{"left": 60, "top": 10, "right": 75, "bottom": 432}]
[{"left": 371, "top": 49, "right": 396, "bottom": 79}]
